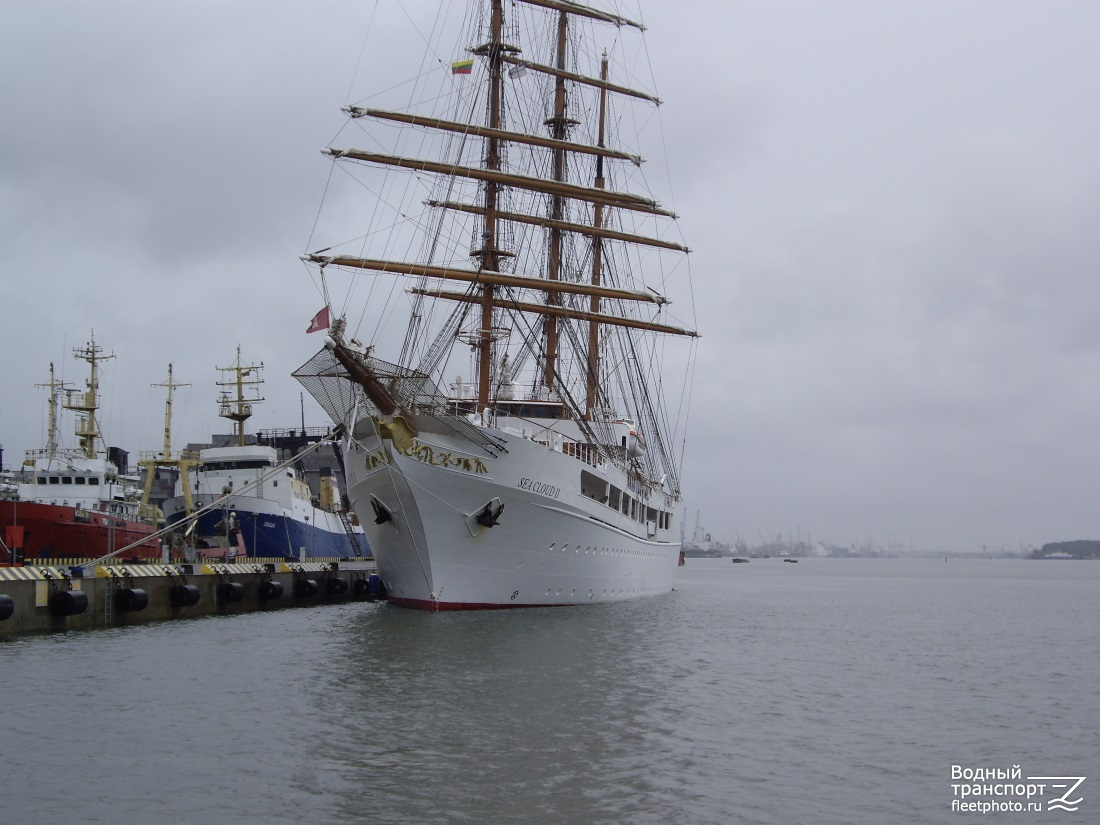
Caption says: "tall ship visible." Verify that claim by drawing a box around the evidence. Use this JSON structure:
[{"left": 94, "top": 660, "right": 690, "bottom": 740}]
[
  {"left": 0, "top": 337, "right": 160, "bottom": 564},
  {"left": 161, "top": 349, "right": 367, "bottom": 562},
  {"left": 295, "top": 0, "right": 698, "bottom": 609}
]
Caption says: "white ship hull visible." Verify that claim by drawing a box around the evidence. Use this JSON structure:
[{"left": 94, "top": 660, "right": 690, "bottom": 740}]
[{"left": 343, "top": 419, "right": 681, "bottom": 610}]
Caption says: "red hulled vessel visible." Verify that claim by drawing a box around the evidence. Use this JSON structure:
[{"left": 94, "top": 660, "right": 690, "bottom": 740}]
[{"left": 0, "top": 337, "right": 159, "bottom": 564}]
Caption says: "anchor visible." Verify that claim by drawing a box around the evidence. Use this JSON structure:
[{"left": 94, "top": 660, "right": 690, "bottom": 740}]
[
  {"left": 476, "top": 501, "right": 505, "bottom": 528},
  {"left": 370, "top": 496, "right": 393, "bottom": 525}
]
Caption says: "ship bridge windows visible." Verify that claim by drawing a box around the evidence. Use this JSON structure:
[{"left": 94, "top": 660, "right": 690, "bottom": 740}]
[
  {"left": 449, "top": 400, "right": 565, "bottom": 420},
  {"left": 61, "top": 476, "right": 72, "bottom": 485},
  {"left": 74, "top": 476, "right": 86, "bottom": 485},
  {"left": 201, "top": 460, "right": 272, "bottom": 472}
]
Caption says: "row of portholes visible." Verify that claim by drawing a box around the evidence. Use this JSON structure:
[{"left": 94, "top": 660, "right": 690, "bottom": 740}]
[
  {"left": 547, "top": 542, "right": 661, "bottom": 560},
  {"left": 544, "top": 586, "right": 643, "bottom": 599}
]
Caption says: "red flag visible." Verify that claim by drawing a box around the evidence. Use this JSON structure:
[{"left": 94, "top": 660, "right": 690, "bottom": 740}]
[{"left": 307, "top": 305, "right": 330, "bottom": 334}]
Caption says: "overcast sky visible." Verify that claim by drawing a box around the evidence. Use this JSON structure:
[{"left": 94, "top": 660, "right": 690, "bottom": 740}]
[{"left": 2, "top": 0, "right": 1099, "bottom": 555}]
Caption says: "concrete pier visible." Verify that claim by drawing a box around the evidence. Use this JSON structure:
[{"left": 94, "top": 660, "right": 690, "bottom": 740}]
[{"left": 0, "top": 561, "right": 382, "bottom": 636}]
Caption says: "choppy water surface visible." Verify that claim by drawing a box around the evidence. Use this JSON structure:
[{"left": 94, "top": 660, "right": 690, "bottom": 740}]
[{"left": 2, "top": 558, "right": 1097, "bottom": 824}]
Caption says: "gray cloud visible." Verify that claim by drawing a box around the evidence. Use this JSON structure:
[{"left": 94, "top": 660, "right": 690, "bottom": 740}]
[{"left": 2, "top": 0, "right": 1099, "bottom": 554}]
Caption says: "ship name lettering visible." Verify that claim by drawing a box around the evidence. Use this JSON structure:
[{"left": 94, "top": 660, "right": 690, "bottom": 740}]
[
  {"left": 518, "top": 477, "right": 560, "bottom": 499},
  {"left": 398, "top": 441, "right": 487, "bottom": 474}
]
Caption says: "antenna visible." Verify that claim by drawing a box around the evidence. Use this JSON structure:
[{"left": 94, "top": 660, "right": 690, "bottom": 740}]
[
  {"left": 65, "top": 334, "right": 115, "bottom": 459},
  {"left": 151, "top": 363, "right": 191, "bottom": 461},
  {"left": 216, "top": 346, "right": 264, "bottom": 447}
]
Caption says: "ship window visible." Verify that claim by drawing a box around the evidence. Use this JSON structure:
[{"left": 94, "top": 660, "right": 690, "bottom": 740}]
[
  {"left": 49, "top": 476, "right": 60, "bottom": 485},
  {"left": 62, "top": 477, "right": 73, "bottom": 485},
  {"left": 580, "top": 470, "right": 607, "bottom": 502},
  {"left": 608, "top": 486, "right": 621, "bottom": 511},
  {"left": 75, "top": 476, "right": 86, "bottom": 485},
  {"left": 89, "top": 477, "right": 99, "bottom": 485},
  {"left": 490, "top": 401, "right": 565, "bottom": 419},
  {"left": 273, "top": 481, "right": 278, "bottom": 487},
  {"left": 37, "top": 477, "right": 46, "bottom": 485}
]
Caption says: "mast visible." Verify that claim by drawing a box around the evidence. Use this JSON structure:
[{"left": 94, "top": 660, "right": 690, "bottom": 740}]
[
  {"left": 470, "top": 0, "right": 508, "bottom": 413},
  {"left": 586, "top": 52, "right": 609, "bottom": 420},
  {"left": 216, "top": 347, "right": 264, "bottom": 447},
  {"left": 307, "top": 0, "right": 691, "bottom": 458},
  {"left": 139, "top": 364, "right": 196, "bottom": 521},
  {"left": 34, "top": 363, "right": 71, "bottom": 460},
  {"left": 543, "top": 9, "right": 572, "bottom": 397},
  {"left": 64, "top": 335, "right": 114, "bottom": 460},
  {"left": 152, "top": 363, "right": 190, "bottom": 461}
]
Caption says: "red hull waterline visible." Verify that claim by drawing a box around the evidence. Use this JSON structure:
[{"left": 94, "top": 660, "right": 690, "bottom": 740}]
[
  {"left": 0, "top": 500, "right": 159, "bottom": 563},
  {"left": 387, "top": 596, "right": 579, "bottom": 611}
]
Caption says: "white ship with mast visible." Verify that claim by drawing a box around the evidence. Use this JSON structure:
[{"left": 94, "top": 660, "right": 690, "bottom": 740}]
[
  {"left": 163, "top": 349, "right": 367, "bottom": 561},
  {"left": 296, "top": 0, "right": 698, "bottom": 609}
]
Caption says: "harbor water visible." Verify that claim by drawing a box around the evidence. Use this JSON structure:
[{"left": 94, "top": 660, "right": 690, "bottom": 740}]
[{"left": 2, "top": 557, "right": 1097, "bottom": 824}]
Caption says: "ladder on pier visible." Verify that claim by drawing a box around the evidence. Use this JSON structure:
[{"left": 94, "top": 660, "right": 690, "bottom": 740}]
[{"left": 103, "top": 576, "right": 113, "bottom": 628}]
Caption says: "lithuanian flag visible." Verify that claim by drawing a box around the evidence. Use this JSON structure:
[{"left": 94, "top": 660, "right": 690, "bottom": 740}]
[{"left": 451, "top": 59, "right": 474, "bottom": 75}]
